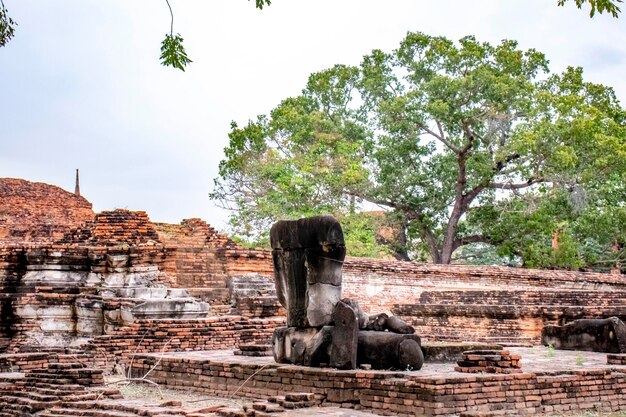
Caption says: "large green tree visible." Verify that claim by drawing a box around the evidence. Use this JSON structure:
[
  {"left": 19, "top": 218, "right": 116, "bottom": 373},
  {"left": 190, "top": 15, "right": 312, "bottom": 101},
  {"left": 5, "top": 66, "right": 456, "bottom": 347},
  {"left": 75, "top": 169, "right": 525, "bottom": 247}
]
[{"left": 212, "top": 32, "right": 626, "bottom": 267}]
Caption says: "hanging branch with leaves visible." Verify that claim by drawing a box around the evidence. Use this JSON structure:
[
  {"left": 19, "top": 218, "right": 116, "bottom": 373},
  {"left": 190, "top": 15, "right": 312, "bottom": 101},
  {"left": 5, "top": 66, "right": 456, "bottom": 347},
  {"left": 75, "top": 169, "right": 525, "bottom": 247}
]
[
  {"left": 0, "top": 0, "right": 17, "bottom": 47},
  {"left": 160, "top": 0, "right": 192, "bottom": 71},
  {"left": 557, "top": 0, "right": 622, "bottom": 17},
  {"left": 254, "top": 0, "right": 272, "bottom": 9}
]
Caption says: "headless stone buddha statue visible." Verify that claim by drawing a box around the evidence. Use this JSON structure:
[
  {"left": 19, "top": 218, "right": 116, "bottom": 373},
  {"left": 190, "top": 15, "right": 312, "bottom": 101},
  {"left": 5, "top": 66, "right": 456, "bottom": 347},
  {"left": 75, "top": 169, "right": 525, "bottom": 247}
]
[{"left": 270, "top": 215, "right": 423, "bottom": 370}]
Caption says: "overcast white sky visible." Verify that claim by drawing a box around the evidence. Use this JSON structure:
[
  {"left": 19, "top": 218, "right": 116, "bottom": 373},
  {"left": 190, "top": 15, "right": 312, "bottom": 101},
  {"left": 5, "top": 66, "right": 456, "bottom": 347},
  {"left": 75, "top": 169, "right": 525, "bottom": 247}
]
[{"left": 1, "top": 0, "right": 624, "bottom": 231}]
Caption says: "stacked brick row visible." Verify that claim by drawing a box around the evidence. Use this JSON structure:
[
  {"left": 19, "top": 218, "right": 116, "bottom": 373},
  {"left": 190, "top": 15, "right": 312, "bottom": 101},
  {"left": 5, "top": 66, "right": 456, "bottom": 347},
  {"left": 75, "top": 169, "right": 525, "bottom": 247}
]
[
  {"left": 29, "top": 362, "right": 105, "bottom": 386},
  {"left": 154, "top": 219, "right": 238, "bottom": 301},
  {"left": 0, "top": 352, "right": 49, "bottom": 371},
  {"left": 236, "top": 296, "right": 285, "bottom": 318},
  {"left": 155, "top": 218, "right": 238, "bottom": 249},
  {"left": 19, "top": 244, "right": 173, "bottom": 274},
  {"left": 419, "top": 289, "right": 626, "bottom": 306},
  {"left": 228, "top": 392, "right": 322, "bottom": 416},
  {"left": 132, "top": 354, "right": 626, "bottom": 416},
  {"left": 342, "top": 258, "right": 626, "bottom": 288},
  {"left": 85, "top": 316, "right": 284, "bottom": 370},
  {"left": 234, "top": 343, "right": 273, "bottom": 357},
  {"left": 455, "top": 350, "right": 522, "bottom": 374},
  {"left": 222, "top": 249, "right": 274, "bottom": 276},
  {"left": 60, "top": 209, "right": 161, "bottom": 246},
  {"left": 0, "top": 349, "right": 99, "bottom": 371},
  {"left": 42, "top": 399, "right": 188, "bottom": 417},
  {"left": 394, "top": 297, "right": 626, "bottom": 344},
  {"left": 607, "top": 354, "right": 626, "bottom": 365},
  {"left": 0, "top": 351, "right": 121, "bottom": 417}
]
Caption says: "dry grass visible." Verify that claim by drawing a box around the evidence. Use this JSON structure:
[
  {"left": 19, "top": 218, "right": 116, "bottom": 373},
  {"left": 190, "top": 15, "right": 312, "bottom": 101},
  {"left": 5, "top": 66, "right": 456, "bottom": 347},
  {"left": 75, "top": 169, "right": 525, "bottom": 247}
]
[{"left": 111, "top": 378, "right": 248, "bottom": 411}]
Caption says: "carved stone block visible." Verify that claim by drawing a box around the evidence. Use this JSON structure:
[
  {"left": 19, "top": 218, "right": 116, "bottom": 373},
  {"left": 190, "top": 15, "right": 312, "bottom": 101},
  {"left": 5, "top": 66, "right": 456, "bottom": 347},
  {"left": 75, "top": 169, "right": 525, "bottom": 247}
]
[
  {"left": 357, "top": 331, "right": 424, "bottom": 370},
  {"left": 542, "top": 316, "right": 626, "bottom": 353}
]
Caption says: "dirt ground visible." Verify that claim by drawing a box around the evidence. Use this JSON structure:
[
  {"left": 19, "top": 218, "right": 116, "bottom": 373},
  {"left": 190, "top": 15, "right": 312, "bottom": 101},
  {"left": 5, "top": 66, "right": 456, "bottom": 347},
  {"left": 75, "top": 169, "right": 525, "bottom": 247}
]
[{"left": 108, "top": 377, "right": 249, "bottom": 411}]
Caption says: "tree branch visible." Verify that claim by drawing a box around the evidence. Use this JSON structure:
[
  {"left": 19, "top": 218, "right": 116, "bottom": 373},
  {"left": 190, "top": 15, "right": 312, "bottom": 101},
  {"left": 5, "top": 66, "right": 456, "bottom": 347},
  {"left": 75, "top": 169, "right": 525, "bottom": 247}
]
[
  {"left": 419, "top": 121, "right": 461, "bottom": 154},
  {"left": 493, "top": 177, "right": 545, "bottom": 190},
  {"left": 462, "top": 152, "right": 522, "bottom": 206},
  {"left": 165, "top": 0, "right": 174, "bottom": 36},
  {"left": 452, "top": 234, "right": 494, "bottom": 251}
]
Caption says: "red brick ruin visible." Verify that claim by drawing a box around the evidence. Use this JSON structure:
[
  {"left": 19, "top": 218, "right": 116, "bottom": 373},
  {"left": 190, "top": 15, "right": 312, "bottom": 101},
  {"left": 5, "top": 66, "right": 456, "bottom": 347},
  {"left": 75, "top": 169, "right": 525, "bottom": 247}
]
[{"left": 2, "top": 177, "right": 626, "bottom": 416}]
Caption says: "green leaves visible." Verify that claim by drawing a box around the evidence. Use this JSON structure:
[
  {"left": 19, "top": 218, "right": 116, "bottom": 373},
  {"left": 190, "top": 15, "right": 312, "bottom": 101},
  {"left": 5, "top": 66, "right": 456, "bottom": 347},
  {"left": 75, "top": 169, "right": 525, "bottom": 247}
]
[
  {"left": 160, "top": 33, "right": 192, "bottom": 71},
  {"left": 0, "top": 0, "right": 17, "bottom": 48},
  {"left": 160, "top": 0, "right": 192, "bottom": 71},
  {"left": 253, "top": 0, "right": 272, "bottom": 9},
  {"left": 557, "top": 0, "right": 622, "bottom": 17}
]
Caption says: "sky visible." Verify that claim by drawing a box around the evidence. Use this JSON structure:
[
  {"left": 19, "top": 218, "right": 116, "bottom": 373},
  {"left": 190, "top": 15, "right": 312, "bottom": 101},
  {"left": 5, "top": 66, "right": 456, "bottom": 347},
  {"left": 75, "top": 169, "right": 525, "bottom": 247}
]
[{"left": 1, "top": 0, "right": 625, "bottom": 233}]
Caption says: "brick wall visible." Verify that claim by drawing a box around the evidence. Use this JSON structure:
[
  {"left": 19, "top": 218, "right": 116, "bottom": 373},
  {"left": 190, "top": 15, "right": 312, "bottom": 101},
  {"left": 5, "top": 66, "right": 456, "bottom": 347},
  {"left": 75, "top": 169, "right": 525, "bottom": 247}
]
[
  {"left": 403, "top": 290, "right": 626, "bottom": 344},
  {"left": 154, "top": 219, "right": 234, "bottom": 302},
  {"left": 130, "top": 353, "right": 626, "bottom": 416},
  {"left": 342, "top": 260, "right": 626, "bottom": 307},
  {"left": 60, "top": 209, "right": 161, "bottom": 246},
  {"left": 86, "top": 316, "right": 284, "bottom": 370},
  {"left": 0, "top": 241, "right": 177, "bottom": 352}
]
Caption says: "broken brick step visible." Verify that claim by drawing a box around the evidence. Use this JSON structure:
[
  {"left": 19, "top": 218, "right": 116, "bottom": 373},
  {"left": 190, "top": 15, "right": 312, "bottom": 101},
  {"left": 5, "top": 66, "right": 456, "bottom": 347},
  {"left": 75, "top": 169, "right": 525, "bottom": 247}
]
[
  {"left": 26, "top": 374, "right": 103, "bottom": 383},
  {"left": 233, "top": 350, "right": 272, "bottom": 357},
  {"left": 13, "top": 384, "right": 84, "bottom": 394},
  {"left": 68, "top": 400, "right": 184, "bottom": 416},
  {"left": 25, "top": 377, "right": 84, "bottom": 385},
  {"left": 463, "top": 350, "right": 510, "bottom": 356},
  {"left": 215, "top": 409, "right": 248, "bottom": 417},
  {"left": 248, "top": 401, "right": 283, "bottom": 413},
  {"left": 460, "top": 410, "right": 511, "bottom": 417},
  {"left": 28, "top": 368, "right": 102, "bottom": 376},
  {"left": 284, "top": 392, "right": 316, "bottom": 402},
  {"left": 279, "top": 400, "right": 317, "bottom": 409},
  {"left": 0, "top": 403, "right": 36, "bottom": 414},
  {"left": 0, "top": 400, "right": 40, "bottom": 413},
  {"left": 21, "top": 389, "right": 101, "bottom": 402},
  {"left": 42, "top": 408, "right": 141, "bottom": 417},
  {"left": 607, "top": 353, "right": 626, "bottom": 364},
  {"left": 47, "top": 363, "right": 90, "bottom": 370},
  {"left": 45, "top": 400, "right": 169, "bottom": 416},
  {"left": 238, "top": 344, "right": 272, "bottom": 352},
  {"left": 0, "top": 394, "right": 55, "bottom": 408},
  {"left": 5, "top": 389, "right": 60, "bottom": 402},
  {"left": 455, "top": 366, "right": 522, "bottom": 374},
  {"left": 456, "top": 360, "right": 519, "bottom": 367}
]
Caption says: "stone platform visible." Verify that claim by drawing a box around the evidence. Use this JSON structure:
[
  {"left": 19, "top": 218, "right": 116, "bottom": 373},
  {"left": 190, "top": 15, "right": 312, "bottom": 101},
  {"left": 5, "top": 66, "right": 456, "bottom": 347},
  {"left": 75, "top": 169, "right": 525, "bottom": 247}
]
[{"left": 130, "top": 347, "right": 626, "bottom": 416}]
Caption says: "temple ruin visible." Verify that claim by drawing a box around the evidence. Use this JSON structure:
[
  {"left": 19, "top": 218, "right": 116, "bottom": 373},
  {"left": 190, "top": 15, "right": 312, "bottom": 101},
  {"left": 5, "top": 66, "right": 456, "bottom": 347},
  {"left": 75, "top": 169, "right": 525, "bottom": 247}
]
[{"left": 2, "top": 177, "right": 626, "bottom": 416}]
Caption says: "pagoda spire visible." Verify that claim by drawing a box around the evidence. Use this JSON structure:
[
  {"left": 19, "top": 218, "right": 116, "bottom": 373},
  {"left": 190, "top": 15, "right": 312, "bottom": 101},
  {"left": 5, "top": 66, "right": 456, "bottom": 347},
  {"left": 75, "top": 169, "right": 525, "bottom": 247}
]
[{"left": 74, "top": 169, "right": 81, "bottom": 196}]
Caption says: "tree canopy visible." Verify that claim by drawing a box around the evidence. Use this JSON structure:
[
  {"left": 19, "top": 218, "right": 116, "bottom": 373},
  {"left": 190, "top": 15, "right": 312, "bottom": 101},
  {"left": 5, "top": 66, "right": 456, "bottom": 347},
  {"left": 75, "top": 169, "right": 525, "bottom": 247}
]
[{"left": 212, "top": 32, "right": 626, "bottom": 268}]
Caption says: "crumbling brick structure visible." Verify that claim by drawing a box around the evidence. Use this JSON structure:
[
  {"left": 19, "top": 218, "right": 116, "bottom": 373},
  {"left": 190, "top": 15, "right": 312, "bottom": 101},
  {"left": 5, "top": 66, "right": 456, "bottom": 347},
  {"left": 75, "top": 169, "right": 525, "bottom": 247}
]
[
  {"left": 0, "top": 178, "right": 94, "bottom": 244},
  {"left": 3, "top": 177, "right": 626, "bottom": 416}
]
